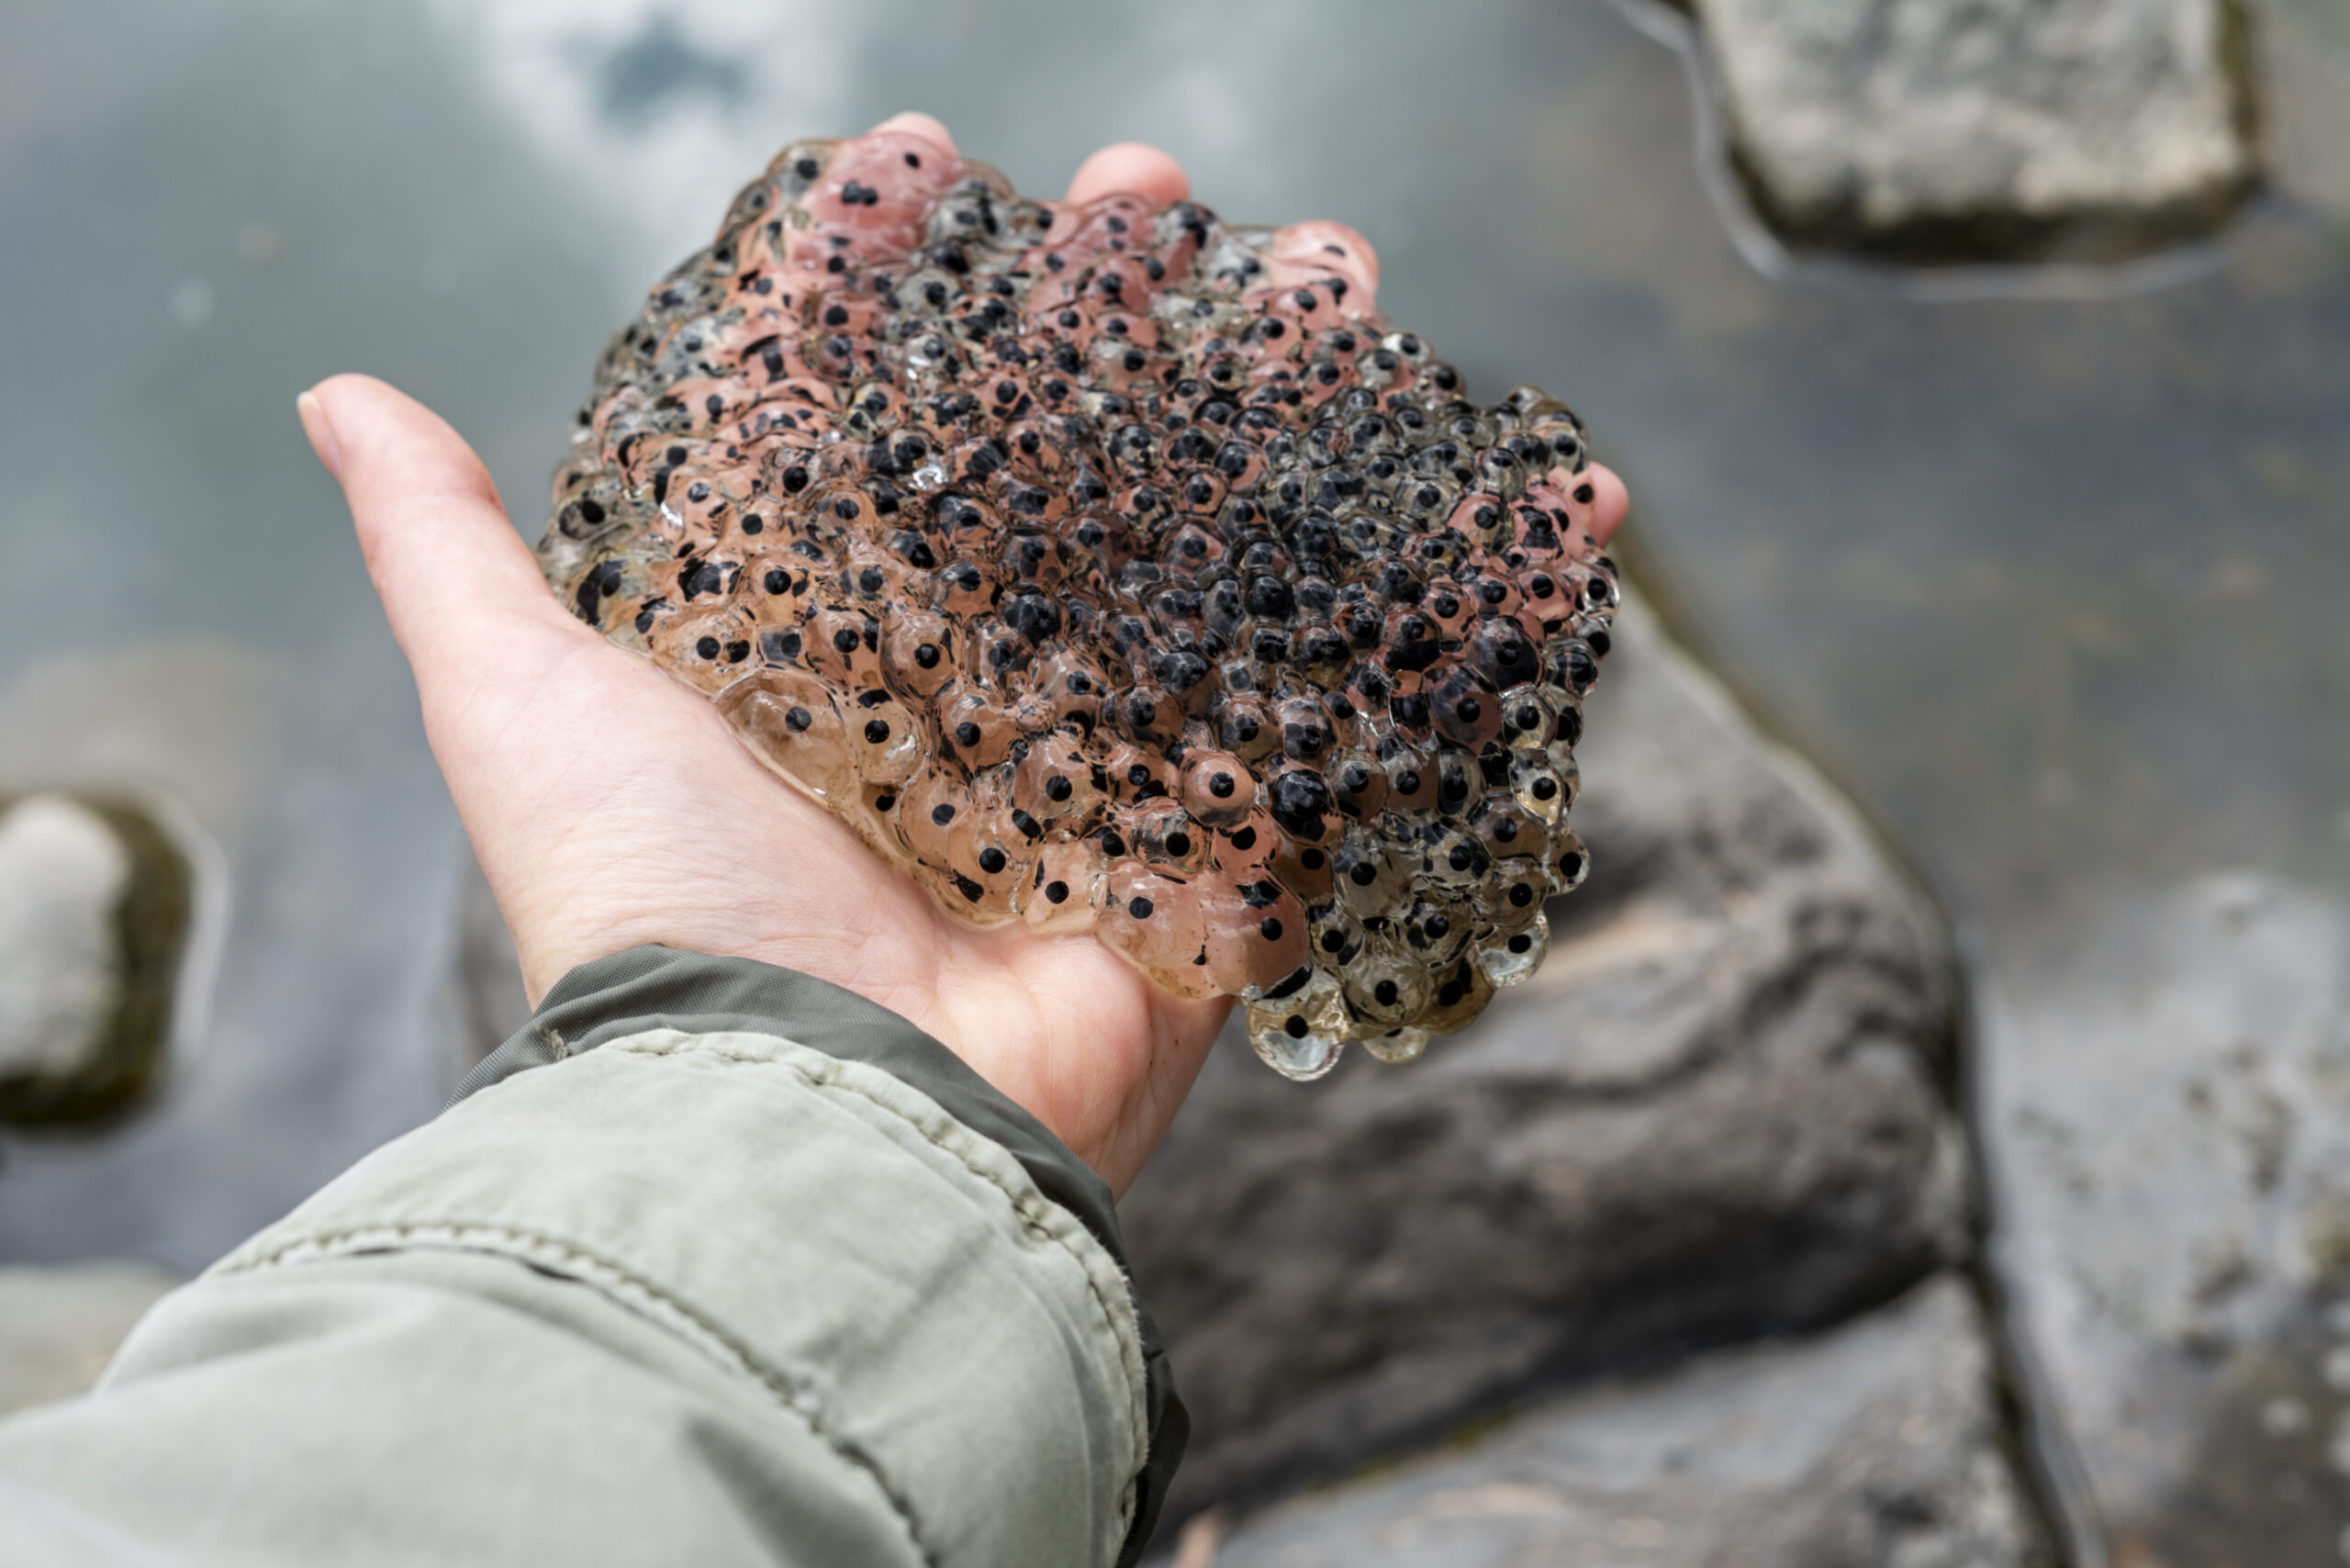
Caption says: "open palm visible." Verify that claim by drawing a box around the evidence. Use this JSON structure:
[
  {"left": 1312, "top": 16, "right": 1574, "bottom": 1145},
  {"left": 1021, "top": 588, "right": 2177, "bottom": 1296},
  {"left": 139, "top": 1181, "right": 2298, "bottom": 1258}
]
[{"left": 301, "top": 117, "right": 1628, "bottom": 1195}]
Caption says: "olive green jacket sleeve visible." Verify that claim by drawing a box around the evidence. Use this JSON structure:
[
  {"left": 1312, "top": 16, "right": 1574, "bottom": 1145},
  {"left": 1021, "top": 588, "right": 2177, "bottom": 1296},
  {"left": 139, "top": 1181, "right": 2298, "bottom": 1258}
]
[{"left": 0, "top": 947, "right": 1187, "bottom": 1568}]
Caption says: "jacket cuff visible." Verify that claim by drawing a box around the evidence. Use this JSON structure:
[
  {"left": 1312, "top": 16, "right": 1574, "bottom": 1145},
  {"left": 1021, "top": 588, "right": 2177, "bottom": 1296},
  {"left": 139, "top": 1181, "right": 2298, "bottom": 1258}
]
[{"left": 451, "top": 945, "right": 1187, "bottom": 1568}]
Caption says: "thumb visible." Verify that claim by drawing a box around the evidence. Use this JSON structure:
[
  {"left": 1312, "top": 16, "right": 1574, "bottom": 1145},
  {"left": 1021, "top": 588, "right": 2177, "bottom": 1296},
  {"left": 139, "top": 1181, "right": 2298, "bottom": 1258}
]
[
  {"left": 298, "top": 371, "right": 655, "bottom": 896},
  {"left": 298, "top": 374, "right": 578, "bottom": 685}
]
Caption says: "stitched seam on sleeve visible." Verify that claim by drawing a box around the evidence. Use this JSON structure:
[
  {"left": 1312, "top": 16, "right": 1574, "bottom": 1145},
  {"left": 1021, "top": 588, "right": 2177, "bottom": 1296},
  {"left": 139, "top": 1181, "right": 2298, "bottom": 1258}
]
[
  {"left": 601, "top": 1025, "right": 1151, "bottom": 1536},
  {"left": 218, "top": 1220, "right": 938, "bottom": 1567},
  {"left": 214, "top": 1026, "right": 1149, "bottom": 1566}
]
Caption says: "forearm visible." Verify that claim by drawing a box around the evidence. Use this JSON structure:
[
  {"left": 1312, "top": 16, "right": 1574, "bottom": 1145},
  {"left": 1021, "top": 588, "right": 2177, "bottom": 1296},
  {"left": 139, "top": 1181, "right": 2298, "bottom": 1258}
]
[{"left": 0, "top": 948, "right": 1185, "bottom": 1568}]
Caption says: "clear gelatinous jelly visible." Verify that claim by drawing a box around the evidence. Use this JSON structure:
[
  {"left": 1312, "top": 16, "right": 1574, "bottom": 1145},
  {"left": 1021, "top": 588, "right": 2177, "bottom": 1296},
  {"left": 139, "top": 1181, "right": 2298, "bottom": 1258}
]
[{"left": 536, "top": 128, "right": 1617, "bottom": 1080}]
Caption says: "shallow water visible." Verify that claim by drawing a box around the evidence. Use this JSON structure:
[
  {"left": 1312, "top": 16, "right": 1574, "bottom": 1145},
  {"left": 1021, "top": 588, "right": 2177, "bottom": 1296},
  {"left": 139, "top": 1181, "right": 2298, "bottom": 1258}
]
[{"left": 1, "top": 0, "right": 2344, "bottom": 1553}]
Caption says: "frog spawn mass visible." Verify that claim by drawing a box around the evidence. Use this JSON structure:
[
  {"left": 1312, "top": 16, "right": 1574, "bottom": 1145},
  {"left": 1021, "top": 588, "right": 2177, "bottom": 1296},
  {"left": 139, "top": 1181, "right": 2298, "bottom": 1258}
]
[{"left": 535, "top": 128, "right": 1617, "bottom": 1080}]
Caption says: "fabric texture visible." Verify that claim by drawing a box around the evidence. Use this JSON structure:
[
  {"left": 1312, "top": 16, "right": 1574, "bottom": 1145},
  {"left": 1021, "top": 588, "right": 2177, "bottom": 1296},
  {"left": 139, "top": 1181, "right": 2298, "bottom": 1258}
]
[
  {"left": 0, "top": 946, "right": 1187, "bottom": 1568},
  {"left": 458, "top": 944, "right": 1190, "bottom": 1564}
]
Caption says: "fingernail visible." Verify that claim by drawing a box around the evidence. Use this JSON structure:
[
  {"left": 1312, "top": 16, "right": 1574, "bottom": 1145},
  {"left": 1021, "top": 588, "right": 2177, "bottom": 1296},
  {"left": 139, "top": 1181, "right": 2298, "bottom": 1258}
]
[
  {"left": 296, "top": 388, "right": 342, "bottom": 481},
  {"left": 867, "top": 110, "right": 955, "bottom": 156}
]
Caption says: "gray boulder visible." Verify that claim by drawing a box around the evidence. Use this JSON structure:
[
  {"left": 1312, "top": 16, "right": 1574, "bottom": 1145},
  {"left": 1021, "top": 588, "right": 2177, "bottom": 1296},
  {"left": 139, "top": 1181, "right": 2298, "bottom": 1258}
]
[
  {"left": 1193, "top": 1275, "right": 2051, "bottom": 1568},
  {"left": 0, "top": 797, "right": 131, "bottom": 1082},
  {"left": 1685, "top": 0, "right": 2261, "bottom": 262},
  {"left": 0, "top": 793, "right": 192, "bottom": 1125},
  {"left": 1119, "top": 592, "right": 1968, "bottom": 1515}
]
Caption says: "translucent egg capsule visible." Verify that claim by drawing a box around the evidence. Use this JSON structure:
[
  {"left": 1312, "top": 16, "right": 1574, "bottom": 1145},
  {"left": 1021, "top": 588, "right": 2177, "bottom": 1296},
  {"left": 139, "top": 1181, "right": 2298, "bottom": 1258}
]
[
  {"left": 1340, "top": 932, "right": 1432, "bottom": 1028},
  {"left": 1245, "top": 968, "right": 1348, "bottom": 1081},
  {"left": 1549, "top": 830, "right": 1593, "bottom": 894},
  {"left": 1200, "top": 874, "right": 1308, "bottom": 996},
  {"left": 1416, "top": 954, "right": 1496, "bottom": 1036},
  {"left": 1360, "top": 1025, "right": 1429, "bottom": 1065},
  {"left": 1510, "top": 753, "right": 1571, "bottom": 825},
  {"left": 537, "top": 126, "right": 1617, "bottom": 1071},
  {"left": 1021, "top": 840, "right": 1102, "bottom": 935},
  {"left": 720, "top": 670, "right": 853, "bottom": 800},
  {"left": 1479, "top": 911, "right": 1550, "bottom": 989},
  {"left": 1100, "top": 860, "right": 1207, "bottom": 978},
  {"left": 1477, "top": 857, "right": 1552, "bottom": 935}
]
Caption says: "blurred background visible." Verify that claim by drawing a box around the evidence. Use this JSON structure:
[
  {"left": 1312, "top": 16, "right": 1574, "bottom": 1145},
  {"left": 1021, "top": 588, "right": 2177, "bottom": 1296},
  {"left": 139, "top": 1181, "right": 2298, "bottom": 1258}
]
[{"left": 0, "top": 0, "right": 2345, "bottom": 1562}]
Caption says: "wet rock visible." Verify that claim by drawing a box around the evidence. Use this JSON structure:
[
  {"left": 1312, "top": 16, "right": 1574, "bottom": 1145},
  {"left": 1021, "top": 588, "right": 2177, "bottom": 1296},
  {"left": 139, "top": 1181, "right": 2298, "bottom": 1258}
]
[
  {"left": 1978, "top": 875, "right": 2350, "bottom": 1563},
  {"left": 1197, "top": 1276, "right": 2050, "bottom": 1568},
  {"left": 1688, "top": 0, "right": 2261, "bottom": 262},
  {"left": 0, "top": 793, "right": 191, "bottom": 1125},
  {"left": 1120, "top": 590, "right": 1967, "bottom": 1515},
  {"left": 0, "top": 798, "right": 129, "bottom": 1080},
  {"left": 0, "top": 1260, "right": 182, "bottom": 1416}
]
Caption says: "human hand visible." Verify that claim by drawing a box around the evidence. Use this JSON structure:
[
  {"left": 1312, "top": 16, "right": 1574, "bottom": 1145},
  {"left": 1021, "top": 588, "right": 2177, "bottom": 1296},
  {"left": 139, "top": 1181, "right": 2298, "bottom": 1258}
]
[{"left": 298, "top": 113, "right": 1628, "bottom": 1196}]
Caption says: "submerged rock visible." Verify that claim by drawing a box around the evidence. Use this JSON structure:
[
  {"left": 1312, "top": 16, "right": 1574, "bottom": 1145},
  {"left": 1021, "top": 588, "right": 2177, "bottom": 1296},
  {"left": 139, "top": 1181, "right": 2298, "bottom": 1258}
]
[
  {"left": 537, "top": 126, "right": 1619, "bottom": 1064},
  {"left": 0, "top": 799, "right": 129, "bottom": 1081},
  {"left": 0, "top": 793, "right": 190, "bottom": 1125},
  {"left": 1120, "top": 591, "right": 1967, "bottom": 1514},
  {"left": 1978, "top": 876, "right": 2350, "bottom": 1562},
  {"left": 1687, "top": 0, "right": 2261, "bottom": 263},
  {"left": 1199, "top": 1276, "right": 2051, "bottom": 1568}
]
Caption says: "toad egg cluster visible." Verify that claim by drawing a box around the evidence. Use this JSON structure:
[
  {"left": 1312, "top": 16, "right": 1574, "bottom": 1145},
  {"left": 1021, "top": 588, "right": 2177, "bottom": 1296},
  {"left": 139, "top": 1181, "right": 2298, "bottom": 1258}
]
[{"left": 536, "top": 128, "right": 1618, "bottom": 1079}]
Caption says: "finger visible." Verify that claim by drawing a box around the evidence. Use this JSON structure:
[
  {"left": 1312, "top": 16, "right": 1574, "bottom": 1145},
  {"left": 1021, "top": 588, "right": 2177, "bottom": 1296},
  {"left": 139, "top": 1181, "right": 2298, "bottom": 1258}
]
[
  {"left": 299, "top": 374, "right": 752, "bottom": 991},
  {"left": 867, "top": 110, "right": 957, "bottom": 160},
  {"left": 1270, "top": 220, "right": 1379, "bottom": 303},
  {"left": 1585, "top": 463, "right": 1630, "bottom": 547},
  {"left": 819, "top": 117, "right": 961, "bottom": 245},
  {"left": 1066, "top": 141, "right": 1189, "bottom": 207},
  {"left": 299, "top": 374, "right": 577, "bottom": 675},
  {"left": 1248, "top": 220, "right": 1380, "bottom": 319}
]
